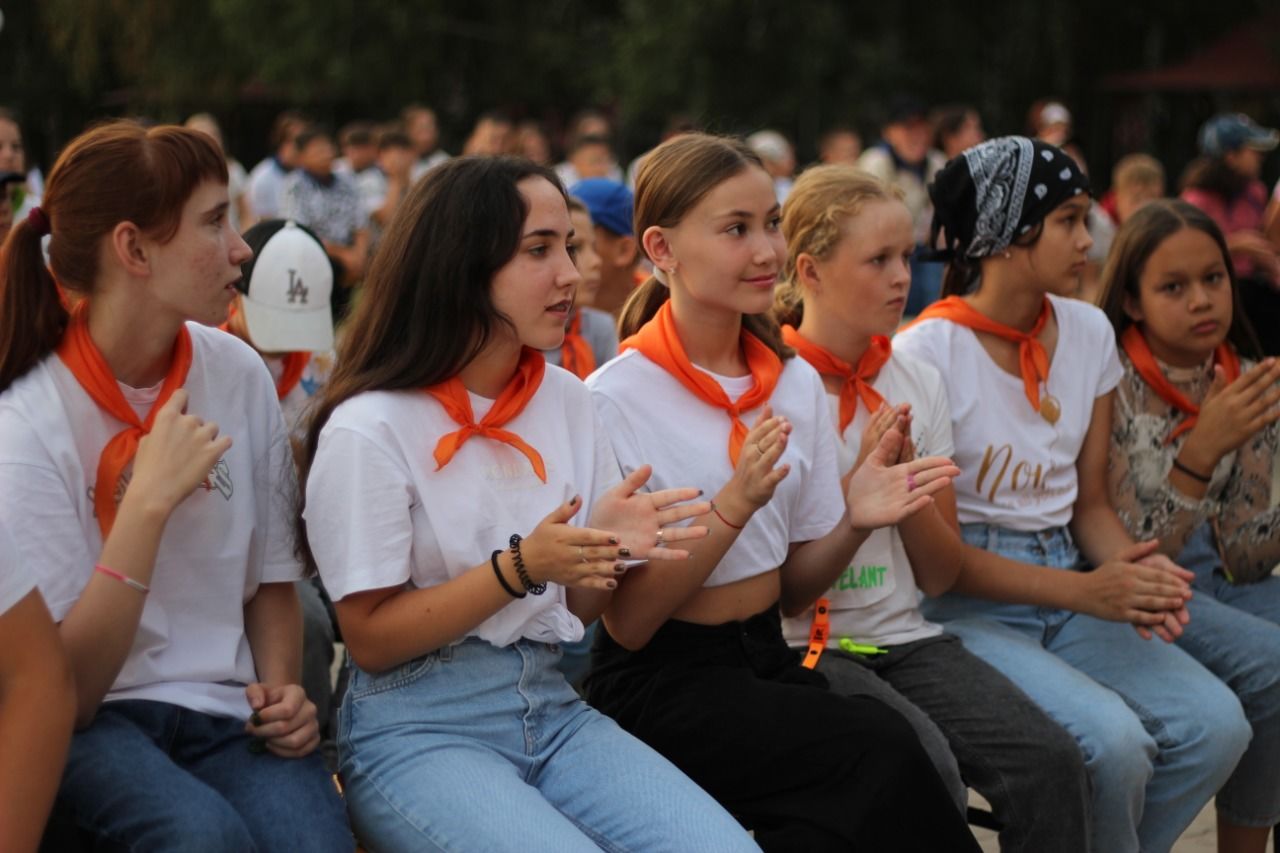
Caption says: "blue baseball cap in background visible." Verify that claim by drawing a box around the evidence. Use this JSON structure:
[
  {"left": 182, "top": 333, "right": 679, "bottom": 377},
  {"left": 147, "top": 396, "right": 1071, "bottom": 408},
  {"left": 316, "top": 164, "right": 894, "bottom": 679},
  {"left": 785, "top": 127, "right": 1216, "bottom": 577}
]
[
  {"left": 1198, "top": 113, "right": 1278, "bottom": 158},
  {"left": 569, "top": 178, "right": 634, "bottom": 237}
]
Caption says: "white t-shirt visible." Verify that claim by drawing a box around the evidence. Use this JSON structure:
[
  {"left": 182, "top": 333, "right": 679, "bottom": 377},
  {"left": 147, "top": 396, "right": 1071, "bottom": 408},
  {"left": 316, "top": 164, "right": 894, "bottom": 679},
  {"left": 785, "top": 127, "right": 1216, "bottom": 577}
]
[
  {"left": 587, "top": 349, "right": 844, "bottom": 587},
  {"left": 247, "top": 157, "right": 290, "bottom": 221},
  {"left": 543, "top": 308, "right": 618, "bottom": 374},
  {"left": 0, "top": 519, "right": 36, "bottom": 616},
  {"left": 304, "top": 364, "right": 620, "bottom": 648},
  {"left": 0, "top": 324, "right": 303, "bottom": 719},
  {"left": 894, "top": 294, "right": 1123, "bottom": 531},
  {"left": 782, "top": 353, "right": 949, "bottom": 648},
  {"left": 264, "top": 351, "right": 334, "bottom": 443}
]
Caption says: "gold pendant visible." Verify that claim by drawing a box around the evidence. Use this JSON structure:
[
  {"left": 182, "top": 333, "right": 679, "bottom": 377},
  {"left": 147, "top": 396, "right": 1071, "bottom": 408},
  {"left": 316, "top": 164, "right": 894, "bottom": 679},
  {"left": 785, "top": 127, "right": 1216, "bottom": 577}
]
[{"left": 1039, "top": 395, "right": 1061, "bottom": 424}]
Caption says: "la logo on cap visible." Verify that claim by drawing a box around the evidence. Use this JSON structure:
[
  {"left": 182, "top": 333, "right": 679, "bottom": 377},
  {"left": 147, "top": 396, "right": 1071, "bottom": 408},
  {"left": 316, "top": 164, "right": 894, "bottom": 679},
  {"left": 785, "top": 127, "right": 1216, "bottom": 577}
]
[
  {"left": 286, "top": 269, "right": 309, "bottom": 305},
  {"left": 239, "top": 220, "right": 335, "bottom": 353}
]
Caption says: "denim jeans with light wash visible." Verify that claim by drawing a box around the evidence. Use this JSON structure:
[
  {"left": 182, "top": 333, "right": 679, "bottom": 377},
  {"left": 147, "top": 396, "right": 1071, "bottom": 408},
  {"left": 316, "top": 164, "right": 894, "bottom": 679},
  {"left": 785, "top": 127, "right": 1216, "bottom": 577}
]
[
  {"left": 48, "top": 699, "right": 352, "bottom": 852},
  {"left": 338, "top": 637, "right": 759, "bottom": 853},
  {"left": 920, "top": 523, "right": 1250, "bottom": 853},
  {"left": 1172, "top": 523, "right": 1280, "bottom": 827}
]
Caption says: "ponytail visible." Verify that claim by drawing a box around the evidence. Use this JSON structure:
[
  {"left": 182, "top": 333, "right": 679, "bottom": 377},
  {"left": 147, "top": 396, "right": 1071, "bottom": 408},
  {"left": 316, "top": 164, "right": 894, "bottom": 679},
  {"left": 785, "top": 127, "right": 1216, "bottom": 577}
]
[
  {"left": 616, "top": 276, "right": 668, "bottom": 340},
  {"left": 0, "top": 218, "right": 69, "bottom": 392},
  {"left": 940, "top": 257, "right": 979, "bottom": 298},
  {"left": 771, "top": 277, "right": 804, "bottom": 328}
]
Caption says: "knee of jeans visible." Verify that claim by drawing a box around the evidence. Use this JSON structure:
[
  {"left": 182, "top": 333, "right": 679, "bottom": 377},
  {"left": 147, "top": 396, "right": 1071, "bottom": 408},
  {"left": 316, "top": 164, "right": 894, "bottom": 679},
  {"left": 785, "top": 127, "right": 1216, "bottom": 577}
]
[
  {"left": 133, "top": 799, "right": 254, "bottom": 852},
  {"left": 1077, "top": 710, "right": 1156, "bottom": 792},
  {"left": 1175, "top": 686, "right": 1251, "bottom": 773}
]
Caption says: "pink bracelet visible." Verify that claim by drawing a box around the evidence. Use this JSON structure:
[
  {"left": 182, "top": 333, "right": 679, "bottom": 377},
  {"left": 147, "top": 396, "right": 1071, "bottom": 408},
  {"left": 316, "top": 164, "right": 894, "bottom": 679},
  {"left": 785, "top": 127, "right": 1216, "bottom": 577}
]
[{"left": 95, "top": 564, "right": 149, "bottom": 594}]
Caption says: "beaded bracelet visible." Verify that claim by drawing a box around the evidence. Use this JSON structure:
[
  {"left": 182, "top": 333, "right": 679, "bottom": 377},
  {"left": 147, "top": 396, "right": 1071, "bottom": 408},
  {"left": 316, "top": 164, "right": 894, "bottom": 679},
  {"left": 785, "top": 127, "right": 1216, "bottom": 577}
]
[
  {"left": 95, "top": 563, "right": 149, "bottom": 594},
  {"left": 508, "top": 533, "right": 546, "bottom": 595},
  {"left": 490, "top": 549, "right": 526, "bottom": 599},
  {"left": 1172, "top": 457, "right": 1212, "bottom": 485}
]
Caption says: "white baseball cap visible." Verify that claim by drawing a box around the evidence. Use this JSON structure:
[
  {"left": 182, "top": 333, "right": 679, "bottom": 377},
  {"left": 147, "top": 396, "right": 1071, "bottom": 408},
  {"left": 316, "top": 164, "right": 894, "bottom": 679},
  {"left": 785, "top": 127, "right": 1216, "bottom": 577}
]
[{"left": 237, "top": 219, "right": 335, "bottom": 353}]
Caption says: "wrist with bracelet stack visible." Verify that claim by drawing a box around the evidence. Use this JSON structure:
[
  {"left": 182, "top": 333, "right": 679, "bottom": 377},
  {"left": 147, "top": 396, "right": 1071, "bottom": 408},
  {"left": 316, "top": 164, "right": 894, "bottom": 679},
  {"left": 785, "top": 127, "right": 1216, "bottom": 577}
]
[{"left": 508, "top": 533, "right": 546, "bottom": 595}]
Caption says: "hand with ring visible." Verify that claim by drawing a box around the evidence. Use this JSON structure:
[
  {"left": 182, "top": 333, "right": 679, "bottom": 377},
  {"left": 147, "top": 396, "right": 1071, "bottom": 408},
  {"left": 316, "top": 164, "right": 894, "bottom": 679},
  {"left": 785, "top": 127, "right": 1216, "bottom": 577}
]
[
  {"left": 716, "top": 406, "right": 792, "bottom": 529},
  {"left": 844, "top": 423, "right": 960, "bottom": 533},
  {"left": 587, "top": 465, "right": 710, "bottom": 563},
  {"left": 514, "top": 495, "right": 640, "bottom": 592}
]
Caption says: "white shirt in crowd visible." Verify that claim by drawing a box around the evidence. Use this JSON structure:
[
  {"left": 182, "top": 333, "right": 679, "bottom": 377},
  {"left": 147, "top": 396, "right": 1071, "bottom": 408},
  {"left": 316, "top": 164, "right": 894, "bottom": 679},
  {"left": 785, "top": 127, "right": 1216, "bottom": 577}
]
[
  {"left": 305, "top": 363, "right": 619, "bottom": 648},
  {"left": 543, "top": 308, "right": 618, "bottom": 373},
  {"left": 263, "top": 351, "right": 334, "bottom": 444},
  {"left": 0, "top": 324, "right": 303, "bottom": 719},
  {"left": 246, "top": 157, "right": 291, "bottom": 221},
  {"left": 0, "top": 519, "right": 36, "bottom": 617},
  {"left": 410, "top": 150, "right": 451, "bottom": 183},
  {"left": 781, "top": 352, "right": 950, "bottom": 649},
  {"left": 893, "top": 294, "right": 1124, "bottom": 531},
  {"left": 587, "top": 349, "right": 844, "bottom": 588}
]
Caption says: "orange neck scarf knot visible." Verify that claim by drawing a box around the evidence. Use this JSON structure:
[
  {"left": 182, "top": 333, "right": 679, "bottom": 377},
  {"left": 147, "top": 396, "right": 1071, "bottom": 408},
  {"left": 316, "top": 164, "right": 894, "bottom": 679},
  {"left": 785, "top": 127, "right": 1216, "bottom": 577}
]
[
  {"left": 782, "top": 325, "right": 889, "bottom": 433},
  {"left": 426, "top": 347, "right": 548, "bottom": 482}
]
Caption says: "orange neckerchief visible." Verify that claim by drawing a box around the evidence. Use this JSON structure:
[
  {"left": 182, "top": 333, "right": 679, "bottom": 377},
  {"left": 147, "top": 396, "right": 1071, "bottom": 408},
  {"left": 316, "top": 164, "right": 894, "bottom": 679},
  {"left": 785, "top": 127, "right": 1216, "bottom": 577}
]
[
  {"left": 425, "top": 347, "right": 548, "bottom": 482},
  {"left": 221, "top": 305, "right": 312, "bottom": 400},
  {"left": 782, "top": 326, "right": 889, "bottom": 433},
  {"left": 560, "top": 311, "right": 596, "bottom": 380},
  {"left": 904, "top": 295, "right": 1052, "bottom": 413},
  {"left": 1121, "top": 325, "right": 1241, "bottom": 444},
  {"left": 621, "top": 301, "right": 782, "bottom": 465},
  {"left": 56, "top": 304, "right": 194, "bottom": 537},
  {"left": 275, "top": 352, "right": 311, "bottom": 400}
]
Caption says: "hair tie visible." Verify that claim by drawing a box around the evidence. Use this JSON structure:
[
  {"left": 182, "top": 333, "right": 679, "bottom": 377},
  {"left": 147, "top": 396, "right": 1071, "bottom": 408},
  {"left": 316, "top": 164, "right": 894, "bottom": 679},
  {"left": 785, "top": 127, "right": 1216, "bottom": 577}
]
[{"left": 26, "top": 206, "right": 50, "bottom": 237}]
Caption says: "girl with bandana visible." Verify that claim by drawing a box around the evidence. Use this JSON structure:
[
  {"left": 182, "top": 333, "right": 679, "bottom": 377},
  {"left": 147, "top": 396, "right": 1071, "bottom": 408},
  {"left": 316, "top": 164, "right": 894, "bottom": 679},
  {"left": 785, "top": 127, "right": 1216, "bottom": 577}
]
[
  {"left": 773, "top": 165, "right": 1093, "bottom": 852},
  {"left": 585, "top": 133, "right": 979, "bottom": 851},
  {"left": 0, "top": 121, "right": 352, "bottom": 850},
  {"left": 298, "top": 155, "right": 759, "bottom": 852},
  {"left": 1101, "top": 199, "right": 1280, "bottom": 853},
  {"left": 894, "top": 137, "right": 1250, "bottom": 853}
]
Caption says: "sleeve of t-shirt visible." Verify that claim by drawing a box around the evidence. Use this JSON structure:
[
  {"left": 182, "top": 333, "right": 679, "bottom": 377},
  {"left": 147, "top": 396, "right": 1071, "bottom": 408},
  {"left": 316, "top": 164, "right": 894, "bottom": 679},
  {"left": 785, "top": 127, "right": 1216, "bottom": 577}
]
[
  {"left": 790, "top": 368, "right": 846, "bottom": 543},
  {"left": 260, "top": 408, "right": 304, "bottom": 583},
  {"left": 0, "top": 520, "right": 37, "bottom": 616},
  {"left": 919, "top": 363, "right": 956, "bottom": 459},
  {"left": 590, "top": 386, "right": 643, "bottom": 478},
  {"left": 1089, "top": 309, "right": 1125, "bottom": 397},
  {"left": 587, "top": 404, "right": 624, "bottom": 513},
  {"left": 0, "top": 450, "right": 95, "bottom": 623},
  {"left": 304, "top": 424, "right": 418, "bottom": 602}
]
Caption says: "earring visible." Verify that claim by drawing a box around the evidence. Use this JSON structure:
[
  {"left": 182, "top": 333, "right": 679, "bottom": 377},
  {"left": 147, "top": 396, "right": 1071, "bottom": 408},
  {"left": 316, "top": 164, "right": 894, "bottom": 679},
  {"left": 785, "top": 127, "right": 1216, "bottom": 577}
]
[{"left": 1001, "top": 251, "right": 1012, "bottom": 260}]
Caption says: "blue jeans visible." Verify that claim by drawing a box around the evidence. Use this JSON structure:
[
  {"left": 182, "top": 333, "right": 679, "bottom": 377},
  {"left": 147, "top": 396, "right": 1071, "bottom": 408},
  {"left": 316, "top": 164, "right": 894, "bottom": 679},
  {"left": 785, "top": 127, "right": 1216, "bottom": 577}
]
[
  {"left": 921, "top": 524, "right": 1250, "bottom": 853},
  {"left": 338, "top": 637, "right": 758, "bottom": 852},
  {"left": 51, "top": 699, "right": 352, "bottom": 851},
  {"left": 1173, "top": 523, "right": 1280, "bottom": 826}
]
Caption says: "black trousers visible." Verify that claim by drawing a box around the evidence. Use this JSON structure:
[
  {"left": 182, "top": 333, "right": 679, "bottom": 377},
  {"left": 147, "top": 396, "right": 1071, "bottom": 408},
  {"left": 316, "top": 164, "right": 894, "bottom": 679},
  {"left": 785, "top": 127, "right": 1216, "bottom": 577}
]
[{"left": 586, "top": 606, "right": 980, "bottom": 853}]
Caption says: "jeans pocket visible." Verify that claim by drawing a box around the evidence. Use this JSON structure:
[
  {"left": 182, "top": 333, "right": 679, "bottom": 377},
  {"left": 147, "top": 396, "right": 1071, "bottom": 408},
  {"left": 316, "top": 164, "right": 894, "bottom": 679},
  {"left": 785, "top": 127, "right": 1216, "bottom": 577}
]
[{"left": 346, "top": 652, "right": 438, "bottom": 702}]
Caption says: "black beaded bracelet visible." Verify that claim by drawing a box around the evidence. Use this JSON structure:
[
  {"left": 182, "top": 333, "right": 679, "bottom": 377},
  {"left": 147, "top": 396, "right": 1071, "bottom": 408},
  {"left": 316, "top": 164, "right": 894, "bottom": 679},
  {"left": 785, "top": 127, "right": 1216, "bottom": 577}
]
[
  {"left": 509, "top": 533, "right": 547, "bottom": 595},
  {"left": 491, "top": 549, "right": 526, "bottom": 599},
  {"left": 1172, "top": 457, "right": 1212, "bottom": 484}
]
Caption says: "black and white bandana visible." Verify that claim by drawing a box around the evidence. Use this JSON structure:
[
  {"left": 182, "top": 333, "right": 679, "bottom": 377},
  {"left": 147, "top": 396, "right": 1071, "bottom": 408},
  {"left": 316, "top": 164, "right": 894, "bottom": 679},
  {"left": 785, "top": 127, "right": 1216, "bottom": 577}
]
[{"left": 928, "top": 136, "right": 1090, "bottom": 260}]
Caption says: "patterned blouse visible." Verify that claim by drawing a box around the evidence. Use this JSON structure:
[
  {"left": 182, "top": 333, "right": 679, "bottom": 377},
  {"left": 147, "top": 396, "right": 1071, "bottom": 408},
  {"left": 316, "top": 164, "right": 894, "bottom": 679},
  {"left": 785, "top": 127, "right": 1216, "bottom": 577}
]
[{"left": 1109, "top": 351, "right": 1280, "bottom": 583}]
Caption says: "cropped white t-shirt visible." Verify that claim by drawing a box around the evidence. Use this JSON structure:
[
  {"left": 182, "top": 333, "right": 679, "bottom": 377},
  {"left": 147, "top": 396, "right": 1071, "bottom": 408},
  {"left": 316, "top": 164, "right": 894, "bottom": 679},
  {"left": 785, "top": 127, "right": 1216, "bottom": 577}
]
[
  {"left": 782, "top": 352, "right": 950, "bottom": 648},
  {"left": 0, "top": 323, "right": 302, "bottom": 720},
  {"left": 304, "top": 364, "right": 620, "bottom": 648},
  {"left": 893, "top": 294, "right": 1123, "bottom": 531},
  {"left": 587, "top": 349, "right": 845, "bottom": 587}
]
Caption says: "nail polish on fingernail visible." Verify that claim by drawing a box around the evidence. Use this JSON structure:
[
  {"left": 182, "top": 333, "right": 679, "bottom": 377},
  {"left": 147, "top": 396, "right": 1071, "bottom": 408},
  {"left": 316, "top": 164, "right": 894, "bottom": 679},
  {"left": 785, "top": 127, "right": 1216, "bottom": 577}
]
[
  {"left": 697, "top": 489, "right": 704, "bottom": 496},
  {"left": 606, "top": 579, "right": 618, "bottom": 589},
  {"left": 250, "top": 712, "right": 263, "bottom": 727},
  {"left": 619, "top": 547, "right": 632, "bottom": 557},
  {"left": 570, "top": 494, "right": 580, "bottom": 506},
  {"left": 615, "top": 563, "right": 627, "bottom": 573},
  {"left": 609, "top": 536, "right": 619, "bottom": 545}
]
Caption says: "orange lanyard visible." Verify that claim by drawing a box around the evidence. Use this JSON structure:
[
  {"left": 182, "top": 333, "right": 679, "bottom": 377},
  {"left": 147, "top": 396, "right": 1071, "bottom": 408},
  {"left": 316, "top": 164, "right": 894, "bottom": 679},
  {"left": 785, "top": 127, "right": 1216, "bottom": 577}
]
[{"left": 800, "top": 597, "right": 831, "bottom": 669}]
